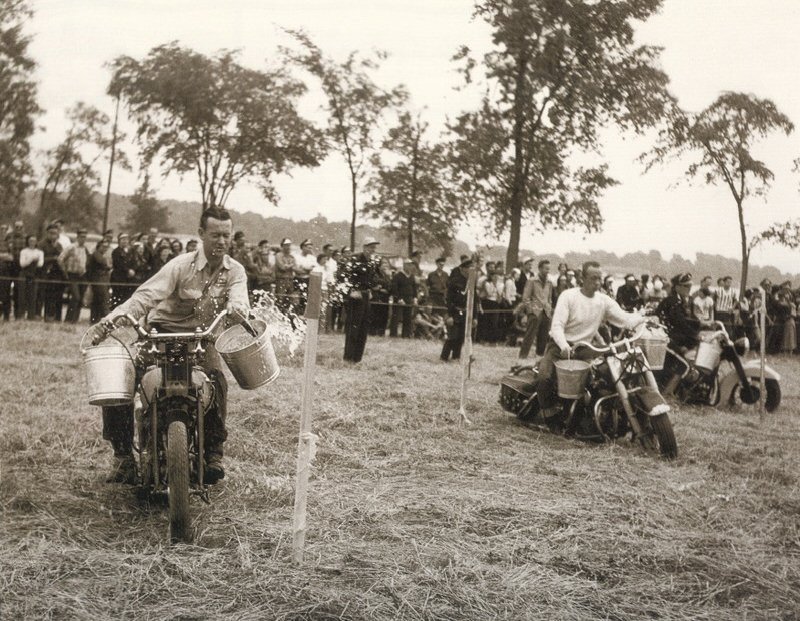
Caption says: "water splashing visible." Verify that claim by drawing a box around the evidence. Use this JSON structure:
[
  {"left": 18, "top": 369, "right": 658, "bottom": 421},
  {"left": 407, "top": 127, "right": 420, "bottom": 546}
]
[{"left": 251, "top": 290, "right": 306, "bottom": 356}]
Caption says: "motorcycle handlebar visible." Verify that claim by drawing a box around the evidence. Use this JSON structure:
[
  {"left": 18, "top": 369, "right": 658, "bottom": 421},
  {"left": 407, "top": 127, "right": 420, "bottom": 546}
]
[
  {"left": 108, "top": 310, "right": 229, "bottom": 341},
  {"left": 572, "top": 322, "right": 650, "bottom": 355}
]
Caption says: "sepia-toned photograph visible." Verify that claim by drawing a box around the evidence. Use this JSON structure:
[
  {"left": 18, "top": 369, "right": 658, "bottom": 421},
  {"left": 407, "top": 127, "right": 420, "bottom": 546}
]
[{"left": 1, "top": 1, "right": 798, "bottom": 618}]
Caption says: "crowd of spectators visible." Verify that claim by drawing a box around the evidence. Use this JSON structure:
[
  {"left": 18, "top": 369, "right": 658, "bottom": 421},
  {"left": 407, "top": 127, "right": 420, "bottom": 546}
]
[{"left": 2, "top": 218, "right": 799, "bottom": 357}]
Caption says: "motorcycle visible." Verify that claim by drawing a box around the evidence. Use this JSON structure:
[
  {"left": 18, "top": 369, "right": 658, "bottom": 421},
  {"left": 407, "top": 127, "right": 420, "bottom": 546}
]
[
  {"left": 500, "top": 324, "right": 678, "bottom": 459},
  {"left": 94, "top": 310, "right": 233, "bottom": 543},
  {"left": 656, "top": 320, "right": 781, "bottom": 412}
]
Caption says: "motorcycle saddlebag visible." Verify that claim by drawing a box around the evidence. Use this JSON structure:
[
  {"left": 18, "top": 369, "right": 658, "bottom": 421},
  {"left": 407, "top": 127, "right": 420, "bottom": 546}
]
[{"left": 499, "top": 366, "right": 538, "bottom": 415}]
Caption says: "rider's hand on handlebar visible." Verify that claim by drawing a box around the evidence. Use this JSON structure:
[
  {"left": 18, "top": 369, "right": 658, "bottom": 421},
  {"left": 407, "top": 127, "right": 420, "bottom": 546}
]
[
  {"left": 225, "top": 300, "right": 249, "bottom": 323},
  {"left": 559, "top": 345, "right": 572, "bottom": 358},
  {"left": 91, "top": 318, "right": 115, "bottom": 346}
]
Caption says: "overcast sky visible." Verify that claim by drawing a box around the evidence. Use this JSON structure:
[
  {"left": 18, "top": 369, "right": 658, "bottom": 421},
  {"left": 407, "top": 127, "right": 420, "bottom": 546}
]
[{"left": 28, "top": 0, "right": 800, "bottom": 273}]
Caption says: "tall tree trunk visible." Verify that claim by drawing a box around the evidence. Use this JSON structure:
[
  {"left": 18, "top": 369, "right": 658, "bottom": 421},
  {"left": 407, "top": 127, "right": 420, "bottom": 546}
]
[
  {"left": 102, "top": 95, "right": 120, "bottom": 234},
  {"left": 350, "top": 175, "right": 357, "bottom": 250},
  {"left": 736, "top": 198, "right": 748, "bottom": 297},
  {"left": 505, "top": 48, "right": 528, "bottom": 269},
  {"left": 407, "top": 209, "right": 414, "bottom": 257}
]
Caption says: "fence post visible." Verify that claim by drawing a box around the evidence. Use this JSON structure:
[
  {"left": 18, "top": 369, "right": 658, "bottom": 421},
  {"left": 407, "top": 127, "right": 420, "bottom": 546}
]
[{"left": 459, "top": 267, "right": 477, "bottom": 425}]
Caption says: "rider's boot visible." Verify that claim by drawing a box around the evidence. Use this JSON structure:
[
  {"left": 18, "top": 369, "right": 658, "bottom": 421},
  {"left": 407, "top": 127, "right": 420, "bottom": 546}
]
[
  {"left": 662, "top": 373, "right": 681, "bottom": 397},
  {"left": 107, "top": 449, "right": 137, "bottom": 484},
  {"left": 204, "top": 445, "right": 225, "bottom": 484},
  {"left": 542, "top": 407, "right": 566, "bottom": 434}
]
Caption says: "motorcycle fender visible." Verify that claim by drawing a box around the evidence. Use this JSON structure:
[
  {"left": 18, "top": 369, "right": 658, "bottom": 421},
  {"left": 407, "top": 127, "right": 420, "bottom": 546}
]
[{"left": 719, "top": 361, "right": 781, "bottom": 403}]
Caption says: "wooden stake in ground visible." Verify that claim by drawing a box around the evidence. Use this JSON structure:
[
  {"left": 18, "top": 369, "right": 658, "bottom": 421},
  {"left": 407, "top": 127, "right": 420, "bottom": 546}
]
[
  {"left": 292, "top": 272, "right": 322, "bottom": 564},
  {"left": 758, "top": 286, "right": 767, "bottom": 419},
  {"left": 459, "top": 267, "right": 477, "bottom": 425}
]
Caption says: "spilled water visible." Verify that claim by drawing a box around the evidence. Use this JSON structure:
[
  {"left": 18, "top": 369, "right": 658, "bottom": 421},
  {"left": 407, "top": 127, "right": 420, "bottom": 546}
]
[{"left": 250, "top": 289, "right": 306, "bottom": 357}]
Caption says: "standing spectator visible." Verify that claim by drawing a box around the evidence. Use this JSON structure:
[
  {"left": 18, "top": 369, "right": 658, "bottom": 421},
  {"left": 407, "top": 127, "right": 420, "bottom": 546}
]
[
  {"left": 501, "top": 268, "right": 519, "bottom": 343},
  {"left": 390, "top": 259, "right": 417, "bottom": 338},
  {"left": 775, "top": 281, "right": 796, "bottom": 354},
  {"left": 440, "top": 256, "right": 479, "bottom": 362},
  {"left": 252, "top": 239, "right": 275, "bottom": 292},
  {"left": 517, "top": 258, "right": 534, "bottom": 298},
  {"left": 111, "top": 233, "right": 137, "bottom": 308},
  {"left": 294, "top": 239, "right": 318, "bottom": 312},
  {"left": 142, "top": 227, "right": 159, "bottom": 269},
  {"left": 518, "top": 259, "right": 554, "bottom": 359},
  {"left": 714, "top": 276, "right": 739, "bottom": 331},
  {"left": 39, "top": 223, "right": 66, "bottom": 322},
  {"left": 480, "top": 269, "right": 502, "bottom": 343},
  {"left": 602, "top": 275, "right": 615, "bottom": 297},
  {"left": 554, "top": 274, "right": 570, "bottom": 302},
  {"left": 185, "top": 239, "right": 198, "bottom": 253},
  {"left": 643, "top": 275, "right": 667, "bottom": 312},
  {"left": 426, "top": 257, "right": 448, "bottom": 318},
  {"left": 150, "top": 245, "right": 172, "bottom": 276},
  {"left": 52, "top": 219, "right": 71, "bottom": 251},
  {"left": 692, "top": 287, "right": 715, "bottom": 326},
  {"left": 369, "top": 257, "right": 392, "bottom": 336},
  {"left": 59, "top": 228, "right": 89, "bottom": 323},
  {"left": 275, "top": 238, "right": 296, "bottom": 312},
  {"left": 18, "top": 234, "right": 43, "bottom": 319},
  {"left": 230, "top": 231, "right": 257, "bottom": 290},
  {"left": 170, "top": 238, "right": 184, "bottom": 257},
  {"left": 0, "top": 229, "right": 13, "bottom": 320},
  {"left": 6, "top": 220, "right": 26, "bottom": 319},
  {"left": 616, "top": 274, "right": 643, "bottom": 312},
  {"left": 86, "top": 238, "right": 112, "bottom": 323},
  {"left": 340, "top": 237, "right": 380, "bottom": 363}
]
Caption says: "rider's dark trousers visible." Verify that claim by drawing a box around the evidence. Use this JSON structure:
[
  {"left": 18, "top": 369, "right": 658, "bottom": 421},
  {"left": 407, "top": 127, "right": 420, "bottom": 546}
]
[
  {"left": 102, "top": 369, "right": 228, "bottom": 456},
  {"left": 536, "top": 340, "right": 597, "bottom": 414}
]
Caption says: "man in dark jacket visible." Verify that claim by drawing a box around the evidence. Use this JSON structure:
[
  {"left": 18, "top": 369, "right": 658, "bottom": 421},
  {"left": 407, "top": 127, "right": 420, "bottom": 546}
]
[
  {"left": 339, "top": 237, "right": 380, "bottom": 362},
  {"left": 426, "top": 257, "right": 448, "bottom": 317},
  {"left": 390, "top": 260, "right": 417, "bottom": 338},
  {"left": 440, "top": 256, "right": 480, "bottom": 362},
  {"left": 39, "top": 223, "right": 65, "bottom": 322},
  {"left": 656, "top": 272, "right": 702, "bottom": 395},
  {"left": 616, "top": 274, "right": 643, "bottom": 312}
]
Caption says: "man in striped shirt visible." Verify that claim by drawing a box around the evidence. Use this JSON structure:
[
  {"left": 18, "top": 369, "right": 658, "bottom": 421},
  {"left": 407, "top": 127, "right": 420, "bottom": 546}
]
[{"left": 714, "top": 276, "right": 738, "bottom": 330}]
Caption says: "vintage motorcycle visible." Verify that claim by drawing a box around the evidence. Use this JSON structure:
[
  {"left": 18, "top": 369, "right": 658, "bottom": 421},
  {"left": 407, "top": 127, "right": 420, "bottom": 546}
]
[
  {"left": 92, "top": 310, "right": 237, "bottom": 543},
  {"left": 656, "top": 320, "right": 781, "bottom": 412},
  {"left": 500, "top": 324, "right": 678, "bottom": 459}
]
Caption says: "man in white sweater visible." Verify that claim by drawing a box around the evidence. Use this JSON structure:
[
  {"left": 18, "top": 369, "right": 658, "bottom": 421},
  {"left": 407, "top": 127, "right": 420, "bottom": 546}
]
[{"left": 538, "top": 261, "right": 646, "bottom": 430}]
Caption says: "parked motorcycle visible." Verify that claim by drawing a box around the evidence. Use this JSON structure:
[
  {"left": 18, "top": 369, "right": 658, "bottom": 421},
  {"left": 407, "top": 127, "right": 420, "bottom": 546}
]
[
  {"left": 500, "top": 324, "right": 678, "bottom": 459},
  {"left": 656, "top": 320, "right": 781, "bottom": 412},
  {"left": 93, "top": 310, "right": 232, "bottom": 543}
]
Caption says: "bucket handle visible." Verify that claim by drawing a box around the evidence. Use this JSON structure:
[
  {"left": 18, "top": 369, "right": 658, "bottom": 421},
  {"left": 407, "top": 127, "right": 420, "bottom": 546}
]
[{"left": 79, "top": 325, "right": 138, "bottom": 365}]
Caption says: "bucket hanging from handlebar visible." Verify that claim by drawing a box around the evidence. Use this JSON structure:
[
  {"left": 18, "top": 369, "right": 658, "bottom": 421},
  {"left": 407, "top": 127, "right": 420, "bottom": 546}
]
[
  {"left": 554, "top": 359, "right": 591, "bottom": 399},
  {"left": 636, "top": 330, "right": 668, "bottom": 370},
  {"left": 216, "top": 319, "right": 280, "bottom": 389},
  {"left": 81, "top": 338, "right": 136, "bottom": 406},
  {"left": 695, "top": 338, "right": 722, "bottom": 373}
]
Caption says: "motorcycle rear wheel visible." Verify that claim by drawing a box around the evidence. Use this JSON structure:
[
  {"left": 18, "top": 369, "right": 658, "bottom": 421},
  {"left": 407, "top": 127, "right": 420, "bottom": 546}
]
[{"left": 167, "top": 421, "right": 192, "bottom": 544}]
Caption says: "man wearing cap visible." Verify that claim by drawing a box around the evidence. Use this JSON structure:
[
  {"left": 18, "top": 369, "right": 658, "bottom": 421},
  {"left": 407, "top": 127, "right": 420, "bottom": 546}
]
[
  {"left": 426, "top": 257, "right": 448, "bottom": 318},
  {"left": 390, "top": 259, "right": 418, "bottom": 338},
  {"left": 655, "top": 273, "right": 702, "bottom": 353},
  {"left": 96, "top": 207, "right": 250, "bottom": 484},
  {"left": 39, "top": 223, "right": 66, "bottom": 322},
  {"left": 294, "top": 239, "right": 318, "bottom": 313},
  {"left": 59, "top": 228, "right": 89, "bottom": 322},
  {"left": 339, "top": 237, "right": 380, "bottom": 362},
  {"left": 440, "top": 255, "right": 480, "bottom": 362}
]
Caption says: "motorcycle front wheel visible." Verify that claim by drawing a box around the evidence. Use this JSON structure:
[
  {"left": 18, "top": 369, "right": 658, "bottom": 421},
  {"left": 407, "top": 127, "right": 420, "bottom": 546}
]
[
  {"left": 730, "top": 378, "right": 781, "bottom": 413},
  {"left": 167, "top": 420, "right": 192, "bottom": 544},
  {"left": 636, "top": 411, "right": 678, "bottom": 460}
]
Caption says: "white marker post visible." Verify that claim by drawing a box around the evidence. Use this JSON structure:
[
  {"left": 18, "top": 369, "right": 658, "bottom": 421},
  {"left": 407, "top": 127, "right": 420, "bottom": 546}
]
[
  {"left": 292, "top": 272, "right": 322, "bottom": 564},
  {"left": 758, "top": 286, "right": 767, "bottom": 420},
  {"left": 459, "top": 267, "right": 477, "bottom": 425}
]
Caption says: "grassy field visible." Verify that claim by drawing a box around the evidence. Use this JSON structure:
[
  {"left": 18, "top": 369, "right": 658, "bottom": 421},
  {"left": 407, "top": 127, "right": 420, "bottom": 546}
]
[{"left": 1, "top": 321, "right": 799, "bottom": 620}]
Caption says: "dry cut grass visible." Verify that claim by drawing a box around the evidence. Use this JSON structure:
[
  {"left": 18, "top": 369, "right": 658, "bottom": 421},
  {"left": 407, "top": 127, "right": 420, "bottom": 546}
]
[{"left": 1, "top": 322, "right": 799, "bottom": 620}]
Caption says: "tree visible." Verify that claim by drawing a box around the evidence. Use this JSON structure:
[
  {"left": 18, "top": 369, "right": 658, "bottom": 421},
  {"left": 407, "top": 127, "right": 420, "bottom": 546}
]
[
  {"left": 644, "top": 92, "right": 794, "bottom": 293},
  {"left": 363, "top": 111, "right": 460, "bottom": 257},
  {"left": 37, "top": 103, "right": 127, "bottom": 232},
  {"left": 449, "top": 0, "right": 673, "bottom": 267},
  {"left": 0, "top": 0, "right": 41, "bottom": 220},
  {"left": 124, "top": 173, "right": 173, "bottom": 234},
  {"left": 282, "top": 31, "right": 407, "bottom": 249},
  {"left": 109, "top": 43, "right": 326, "bottom": 213}
]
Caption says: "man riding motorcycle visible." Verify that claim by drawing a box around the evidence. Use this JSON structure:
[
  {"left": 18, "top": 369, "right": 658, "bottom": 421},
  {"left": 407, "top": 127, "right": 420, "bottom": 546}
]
[
  {"left": 96, "top": 207, "right": 250, "bottom": 484},
  {"left": 654, "top": 272, "right": 702, "bottom": 395},
  {"left": 538, "top": 261, "right": 646, "bottom": 431}
]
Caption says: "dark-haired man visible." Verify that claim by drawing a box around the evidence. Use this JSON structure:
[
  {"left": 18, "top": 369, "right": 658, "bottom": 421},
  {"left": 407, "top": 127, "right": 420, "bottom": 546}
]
[
  {"left": 339, "top": 237, "right": 381, "bottom": 362},
  {"left": 518, "top": 259, "right": 553, "bottom": 359},
  {"left": 96, "top": 207, "right": 250, "bottom": 484},
  {"left": 537, "top": 261, "right": 645, "bottom": 430},
  {"left": 440, "top": 256, "right": 480, "bottom": 362}
]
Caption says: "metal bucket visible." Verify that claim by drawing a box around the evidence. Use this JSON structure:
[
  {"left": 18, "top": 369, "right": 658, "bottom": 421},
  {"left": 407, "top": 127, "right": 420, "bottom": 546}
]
[
  {"left": 638, "top": 336, "right": 668, "bottom": 370},
  {"left": 216, "top": 320, "right": 279, "bottom": 389},
  {"left": 695, "top": 340, "right": 721, "bottom": 372},
  {"left": 82, "top": 339, "right": 136, "bottom": 406},
  {"left": 554, "top": 359, "right": 591, "bottom": 399}
]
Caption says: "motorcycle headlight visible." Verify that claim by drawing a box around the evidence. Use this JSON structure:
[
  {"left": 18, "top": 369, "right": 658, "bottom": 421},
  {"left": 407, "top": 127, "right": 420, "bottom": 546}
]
[{"left": 734, "top": 337, "right": 749, "bottom": 356}]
